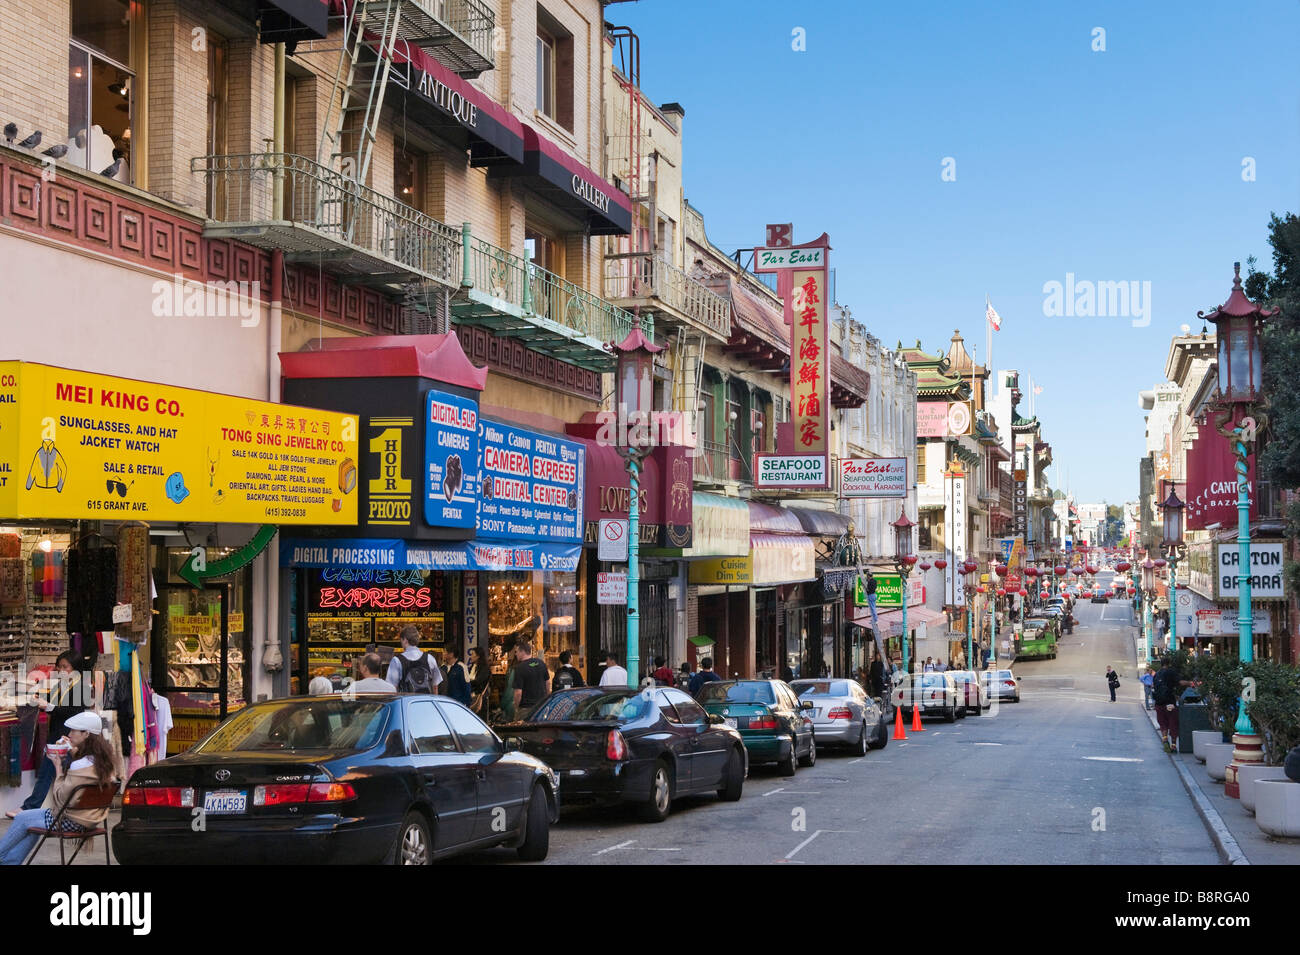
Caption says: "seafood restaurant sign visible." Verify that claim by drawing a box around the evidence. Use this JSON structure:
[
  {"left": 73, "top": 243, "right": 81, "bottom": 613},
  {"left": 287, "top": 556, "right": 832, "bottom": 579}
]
[{"left": 839, "top": 457, "right": 907, "bottom": 498}]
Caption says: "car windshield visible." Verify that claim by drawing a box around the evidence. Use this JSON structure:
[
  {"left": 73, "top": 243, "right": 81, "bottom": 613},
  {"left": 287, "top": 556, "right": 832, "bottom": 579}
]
[
  {"left": 699, "top": 682, "right": 776, "bottom": 705},
  {"left": 195, "top": 700, "right": 390, "bottom": 753},
  {"left": 794, "top": 681, "right": 850, "bottom": 697},
  {"left": 527, "top": 690, "right": 651, "bottom": 723}
]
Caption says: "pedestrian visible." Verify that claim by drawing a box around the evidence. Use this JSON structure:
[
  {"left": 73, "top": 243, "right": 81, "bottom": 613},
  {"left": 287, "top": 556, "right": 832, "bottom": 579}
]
[
  {"left": 11, "top": 652, "right": 83, "bottom": 817},
  {"left": 0, "top": 711, "right": 115, "bottom": 865},
  {"left": 467, "top": 647, "right": 491, "bottom": 716},
  {"left": 1139, "top": 666, "right": 1155, "bottom": 710},
  {"left": 1285, "top": 744, "right": 1300, "bottom": 783},
  {"left": 350, "top": 652, "right": 397, "bottom": 693},
  {"left": 511, "top": 640, "right": 549, "bottom": 719},
  {"left": 1152, "top": 656, "right": 1191, "bottom": 751},
  {"left": 676, "top": 662, "right": 692, "bottom": 691},
  {"left": 1105, "top": 665, "right": 1120, "bottom": 703},
  {"left": 923, "top": 656, "right": 935, "bottom": 672},
  {"left": 444, "top": 648, "right": 473, "bottom": 706},
  {"left": 598, "top": 649, "right": 628, "bottom": 687},
  {"left": 651, "top": 656, "right": 675, "bottom": 687},
  {"left": 688, "top": 656, "right": 720, "bottom": 696},
  {"left": 308, "top": 674, "right": 335, "bottom": 695},
  {"left": 868, "top": 653, "right": 885, "bottom": 699},
  {"left": 552, "top": 649, "right": 585, "bottom": 692},
  {"left": 386, "top": 625, "right": 444, "bottom": 694}
]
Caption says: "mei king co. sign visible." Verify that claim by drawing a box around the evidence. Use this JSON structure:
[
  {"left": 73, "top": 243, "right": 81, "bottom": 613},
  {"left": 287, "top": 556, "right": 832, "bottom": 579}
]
[{"left": 754, "top": 225, "right": 831, "bottom": 487}]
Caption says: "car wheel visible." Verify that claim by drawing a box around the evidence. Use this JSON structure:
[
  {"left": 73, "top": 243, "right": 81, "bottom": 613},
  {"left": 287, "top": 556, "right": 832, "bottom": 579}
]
[
  {"left": 853, "top": 723, "right": 869, "bottom": 756},
  {"left": 639, "top": 761, "right": 673, "bottom": 822},
  {"left": 799, "top": 735, "right": 816, "bottom": 768},
  {"left": 515, "top": 785, "right": 550, "bottom": 861},
  {"left": 779, "top": 737, "right": 798, "bottom": 777},
  {"left": 868, "top": 715, "right": 889, "bottom": 750},
  {"left": 718, "top": 747, "right": 744, "bottom": 801},
  {"left": 945, "top": 703, "right": 956, "bottom": 723},
  {"left": 391, "top": 812, "right": 431, "bottom": 866}
]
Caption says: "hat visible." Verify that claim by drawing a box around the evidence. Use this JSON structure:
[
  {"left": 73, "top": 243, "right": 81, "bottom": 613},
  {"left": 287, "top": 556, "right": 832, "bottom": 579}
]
[{"left": 65, "top": 711, "right": 106, "bottom": 736}]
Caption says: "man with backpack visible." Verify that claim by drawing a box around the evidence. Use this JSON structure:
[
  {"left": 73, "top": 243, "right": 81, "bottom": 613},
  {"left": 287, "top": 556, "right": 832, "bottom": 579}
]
[
  {"left": 1152, "top": 656, "right": 1191, "bottom": 751},
  {"left": 386, "top": 625, "right": 444, "bottom": 694}
]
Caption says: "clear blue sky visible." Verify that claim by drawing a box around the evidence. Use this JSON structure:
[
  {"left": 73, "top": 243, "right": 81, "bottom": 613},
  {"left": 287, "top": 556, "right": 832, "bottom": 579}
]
[{"left": 608, "top": 0, "right": 1300, "bottom": 505}]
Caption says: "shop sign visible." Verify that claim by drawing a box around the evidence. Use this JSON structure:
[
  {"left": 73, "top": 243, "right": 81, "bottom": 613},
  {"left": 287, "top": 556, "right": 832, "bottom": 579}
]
[
  {"left": 1198, "top": 608, "right": 1271, "bottom": 636},
  {"left": 752, "top": 246, "right": 826, "bottom": 270},
  {"left": 689, "top": 494, "right": 749, "bottom": 556},
  {"left": 423, "top": 389, "right": 479, "bottom": 530},
  {"left": 945, "top": 473, "right": 967, "bottom": 608},
  {"left": 854, "top": 573, "right": 923, "bottom": 608},
  {"left": 477, "top": 420, "right": 584, "bottom": 543},
  {"left": 917, "top": 402, "right": 948, "bottom": 438},
  {"left": 1187, "top": 539, "right": 1214, "bottom": 598},
  {"left": 755, "top": 455, "right": 827, "bottom": 488},
  {"left": 688, "top": 556, "right": 753, "bottom": 585},
  {"left": 839, "top": 457, "right": 906, "bottom": 498},
  {"left": 1013, "top": 468, "right": 1027, "bottom": 538},
  {"left": 463, "top": 572, "right": 478, "bottom": 648},
  {"left": 597, "top": 519, "right": 628, "bottom": 562},
  {"left": 596, "top": 571, "right": 628, "bottom": 605},
  {"left": 789, "top": 269, "right": 829, "bottom": 456},
  {"left": 309, "top": 568, "right": 434, "bottom": 613},
  {"left": 1215, "top": 541, "right": 1284, "bottom": 600},
  {"left": 282, "top": 538, "right": 582, "bottom": 573},
  {"left": 0, "top": 362, "right": 358, "bottom": 524}
]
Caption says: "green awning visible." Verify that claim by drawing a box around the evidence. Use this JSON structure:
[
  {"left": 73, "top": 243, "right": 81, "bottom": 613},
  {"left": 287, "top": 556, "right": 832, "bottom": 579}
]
[{"left": 688, "top": 635, "right": 714, "bottom": 647}]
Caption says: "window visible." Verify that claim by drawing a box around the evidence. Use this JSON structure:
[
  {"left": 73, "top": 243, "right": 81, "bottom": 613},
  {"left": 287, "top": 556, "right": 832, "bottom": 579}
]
[
  {"left": 439, "top": 702, "right": 498, "bottom": 754},
  {"left": 535, "top": 28, "right": 555, "bottom": 119},
  {"left": 407, "top": 701, "right": 458, "bottom": 754},
  {"left": 394, "top": 149, "right": 424, "bottom": 209},
  {"left": 661, "top": 690, "right": 707, "bottom": 725},
  {"left": 917, "top": 445, "right": 927, "bottom": 485},
  {"left": 69, "top": 0, "right": 135, "bottom": 183},
  {"left": 535, "top": 8, "right": 574, "bottom": 130},
  {"left": 206, "top": 32, "right": 229, "bottom": 218}
]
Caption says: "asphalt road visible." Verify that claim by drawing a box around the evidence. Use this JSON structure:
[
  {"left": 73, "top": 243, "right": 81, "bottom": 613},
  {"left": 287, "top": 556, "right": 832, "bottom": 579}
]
[{"left": 457, "top": 591, "right": 1222, "bottom": 865}]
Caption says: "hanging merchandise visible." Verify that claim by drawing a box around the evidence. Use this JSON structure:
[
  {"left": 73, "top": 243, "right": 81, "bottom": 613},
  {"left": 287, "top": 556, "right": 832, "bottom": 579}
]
[
  {"left": 66, "top": 534, "right": 118, "bottom": 638},
  {"left": 117, "top": 523, "right": 151, "bottom": 634},
  {"left": 0, "top": 558, "right": 24, "bottom": 613},
  {"left": 0, "top": 535, "right": 19, "bottom": 559}
]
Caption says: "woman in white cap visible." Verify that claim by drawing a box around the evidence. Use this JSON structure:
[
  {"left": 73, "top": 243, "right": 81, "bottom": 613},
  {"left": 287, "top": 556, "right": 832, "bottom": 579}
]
[{"left": 0, "top": 711, "right": 116, "bottom": 864}]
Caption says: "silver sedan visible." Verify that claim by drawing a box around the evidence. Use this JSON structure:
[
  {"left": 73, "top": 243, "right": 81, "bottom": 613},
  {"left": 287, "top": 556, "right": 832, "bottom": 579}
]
[{"left": 790, "top": 678, "right": 889, "bottom": 756}]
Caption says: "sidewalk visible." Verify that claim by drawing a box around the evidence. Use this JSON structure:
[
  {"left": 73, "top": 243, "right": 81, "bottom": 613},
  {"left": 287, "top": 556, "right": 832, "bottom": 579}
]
[{"left": 1127, "top": 622, "right": 1300, "bottom": 865}]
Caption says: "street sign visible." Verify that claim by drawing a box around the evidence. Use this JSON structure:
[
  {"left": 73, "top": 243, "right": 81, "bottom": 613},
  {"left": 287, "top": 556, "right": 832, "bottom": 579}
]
[
  {"left": 596, "top": 572, "right": 628, "bottom": 605},
  {"left": 597, "top": 519, "right": 629, "bottom": 562}
]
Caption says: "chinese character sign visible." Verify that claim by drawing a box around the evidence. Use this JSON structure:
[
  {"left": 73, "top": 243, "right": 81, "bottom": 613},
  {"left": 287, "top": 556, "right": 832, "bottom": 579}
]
[{"left": 790, "top": 269, "right": 828, "bottom": 455}]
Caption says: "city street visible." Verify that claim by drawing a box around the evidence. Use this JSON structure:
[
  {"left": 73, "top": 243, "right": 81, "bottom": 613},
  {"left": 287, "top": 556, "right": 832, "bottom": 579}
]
[{"left": 452, "top": 597, "right": 1219, "bottom": 865}]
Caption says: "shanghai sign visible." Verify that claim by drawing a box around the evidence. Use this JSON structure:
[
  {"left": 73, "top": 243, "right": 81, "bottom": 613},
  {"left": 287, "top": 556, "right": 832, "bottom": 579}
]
[
  {"left": 840, "top": 457, "right": 907, "bottom": 498},
  {"left": 0, "top": 362, "right": 358, "bottom": 524}
]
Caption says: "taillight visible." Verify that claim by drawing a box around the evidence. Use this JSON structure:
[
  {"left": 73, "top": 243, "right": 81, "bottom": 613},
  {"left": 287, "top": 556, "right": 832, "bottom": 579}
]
[
  {"left": 605, "top": 730, "right": 628, "bottom": 761},
  {"left": 127, "top": 786, "right": 194, "bottom": 808},
  {"left": 308, "top": 782, "right": 356, "bottom": 802},
  {"left": 826, "top": 707, "right": 852, "bottom": 720},
  {"left": 252, "top": 782, "right": 357, "bottom": 806},
  {"left": 748, "top": 715, "right": 779, "bottom": 730},
  {"left": 1004, "top": 680, "right": 1016, "bottom": 686}
]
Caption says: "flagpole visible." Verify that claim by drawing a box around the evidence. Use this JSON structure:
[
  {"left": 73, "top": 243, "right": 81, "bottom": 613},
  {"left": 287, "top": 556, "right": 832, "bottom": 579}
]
[{"left": 986, "top": 295, "right": 992, "bottom": 391}]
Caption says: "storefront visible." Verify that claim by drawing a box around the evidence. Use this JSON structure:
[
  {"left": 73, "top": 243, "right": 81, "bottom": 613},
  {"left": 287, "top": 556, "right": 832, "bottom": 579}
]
[
  {"left": 279, "top": 335, "right": 587, "bottom": 717},
  {"left": 679, "top": 493, "right": 750, "bottom": 675},
  {"left": 788, "top": 507, "right": 861, "bottom": 678},
  {"left": 747, "top": 503, "right": 818, "bottom": 681}
]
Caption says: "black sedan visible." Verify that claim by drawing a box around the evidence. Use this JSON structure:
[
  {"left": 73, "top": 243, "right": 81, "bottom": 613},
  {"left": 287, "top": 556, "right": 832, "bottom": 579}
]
[
  {"left": 501, "top": 686, "right": 748, "bottom": 822},
  {"left": 113, "top": 694, "right": 559, "bottom": 865}
]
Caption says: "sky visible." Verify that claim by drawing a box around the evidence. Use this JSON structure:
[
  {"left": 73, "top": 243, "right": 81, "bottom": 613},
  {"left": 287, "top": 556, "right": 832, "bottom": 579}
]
[{"left": 606, "top": 0, "right": 1300, "bottom": 505}]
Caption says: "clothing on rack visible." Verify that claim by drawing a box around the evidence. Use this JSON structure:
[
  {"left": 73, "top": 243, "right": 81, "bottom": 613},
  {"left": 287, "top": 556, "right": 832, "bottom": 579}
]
[
  {"left": 116, "top": 525, "right": 150, "bottom": 633},
  {"left": 66, "top": 542, "right": 119, "bottom": 639},
  {"left": 150, "top": 693, "right": 173, "bottom": 762},
  {"left": 0, "top": 559, "right": 24, "bottom": 613}
]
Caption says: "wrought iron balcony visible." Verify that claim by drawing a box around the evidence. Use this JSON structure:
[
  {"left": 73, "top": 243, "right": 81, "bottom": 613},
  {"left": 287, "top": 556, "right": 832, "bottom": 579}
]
[
  {"left": 356, "top": 0, "right": 496, "bottom": 77},
  {"left": 604, "top": 254, "right": 731, "bottom": 340},
  {"left": 193, "top": 152, "right": 461, "bottom": 294},
  {"left": 692, "top": 440, "right": 732, "bottom": 484}
]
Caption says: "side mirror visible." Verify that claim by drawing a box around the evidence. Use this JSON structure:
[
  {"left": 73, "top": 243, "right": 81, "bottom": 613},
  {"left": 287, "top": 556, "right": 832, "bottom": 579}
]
[
  {"left": 501, "top": 737, "right": 522, "bottom": 753},
  {"left": 707, "top": 714, "right": 726, "bottom": 726},
  {"left": 799, "top": 700, "right": 815, "bottom": 711}
]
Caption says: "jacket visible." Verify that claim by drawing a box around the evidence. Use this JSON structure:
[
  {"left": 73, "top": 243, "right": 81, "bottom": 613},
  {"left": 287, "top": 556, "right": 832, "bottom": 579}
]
[
  {"left": 51, "top": 763, "right": 112, "bottom": 829},
  {"left": 446, "top": 661, "right": 473, "bottom": 706}
]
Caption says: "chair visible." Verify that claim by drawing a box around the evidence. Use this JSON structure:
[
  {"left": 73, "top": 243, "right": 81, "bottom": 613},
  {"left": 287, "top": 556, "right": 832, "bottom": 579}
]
[{"left": 21, "top": 781, "right": 118, "bottom": 866}]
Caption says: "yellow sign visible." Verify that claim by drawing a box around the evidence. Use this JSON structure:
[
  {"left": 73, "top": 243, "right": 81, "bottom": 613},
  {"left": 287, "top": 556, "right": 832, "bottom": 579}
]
[
  {"left": 688, "top": 556, "right": 753, "bottom": 585},
  {"left": 0, "top": 362, "right": 358, "bottom": 524}
]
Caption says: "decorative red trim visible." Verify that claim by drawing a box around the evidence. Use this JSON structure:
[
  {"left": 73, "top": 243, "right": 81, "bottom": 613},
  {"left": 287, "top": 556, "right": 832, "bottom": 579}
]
[{"left": 456, "top": 325, "right": 601, "bottom": 402}]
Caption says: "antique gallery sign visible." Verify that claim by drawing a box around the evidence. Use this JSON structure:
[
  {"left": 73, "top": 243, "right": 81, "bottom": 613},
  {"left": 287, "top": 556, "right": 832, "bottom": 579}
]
[
  {"left": 755, "top": 454, "right": 827, "bottom": 488},
  {"left": 840, "top": 457, "right": 906, "bottom": 498}
]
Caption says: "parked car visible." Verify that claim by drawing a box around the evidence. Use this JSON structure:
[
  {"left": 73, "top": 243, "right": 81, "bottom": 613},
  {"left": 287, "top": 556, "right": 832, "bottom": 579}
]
[
  {"left": 113, "top": 695, "right": 558, "bottom": 865},
  {"left": 891, "top": 672, "right": 963, "bottom": 722},
  {"left": 697, "top": 680, "right": 816, "bottom": 776},
  {"left": 500, "top": 686, "right": 746, "bottom": 822},
  {"left": 790, "top": 678, "right": 889, "bottom": 755},
  {"left": 982, "top": 669, "right": 1021, "bottom": 702},
  {"left": 1091, "top": 591, "right": 1110, "bottom": 603},
  {"left": 948, "top": 670, "right": 989, "bottom": 714}
]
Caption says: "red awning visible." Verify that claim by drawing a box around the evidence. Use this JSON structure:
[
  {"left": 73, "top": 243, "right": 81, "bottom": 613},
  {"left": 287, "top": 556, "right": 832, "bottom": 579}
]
[{"left": 279, "top": 333, "right": 488, "bottom": 391}]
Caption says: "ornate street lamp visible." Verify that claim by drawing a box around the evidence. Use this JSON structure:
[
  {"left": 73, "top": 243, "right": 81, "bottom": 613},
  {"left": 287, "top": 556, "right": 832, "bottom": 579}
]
[
  {"left": 614, "top": 329, "right": 664, "bottom": 687},
  {"left": 1141, "top": 557, "right": 1156, "bottom": 663},
  {"left": 1199, "top": 262, "right": 1279, "bottom": 796},
  {"left": 1161, "top": 487, "right": 1186, "bottom": 655},
  {"left": 892, "top": 508, "right": 918, "bottom": 675}
]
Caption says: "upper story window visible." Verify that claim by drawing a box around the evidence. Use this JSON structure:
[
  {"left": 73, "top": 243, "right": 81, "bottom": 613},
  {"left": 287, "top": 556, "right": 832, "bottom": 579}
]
[
  {"left": 68, "top": 0, "right": 135, "bottom": 184},
  {"left": 536, "top": 7, "right": 574, "bottom": 130}
]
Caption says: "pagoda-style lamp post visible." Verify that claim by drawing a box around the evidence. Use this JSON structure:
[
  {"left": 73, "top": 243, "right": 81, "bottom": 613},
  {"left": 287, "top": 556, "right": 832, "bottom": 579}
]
[
  {"left": 892, "top": 509, "right": 918, "bottom": 675},
  {"left": 1141, "top": 557, "right": 1156, "bottom": 663},
  {"left": 1199, "top": 263, "right": 1279, "bottom": 797},
  {"left": 1160, "top": 490, "right": 1185, "bottom": 653},
  {"left": 962, "top": 560, "right": 979, "bottom": 669},
  {"left": 991, "top": 562, "right": 1007, "bottom": 665},
  {"left": 614, "top": 329, "right": 663, "bottom": 687}
]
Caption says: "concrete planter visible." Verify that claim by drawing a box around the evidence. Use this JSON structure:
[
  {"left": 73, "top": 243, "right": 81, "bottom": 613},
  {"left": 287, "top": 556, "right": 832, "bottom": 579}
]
[
  {"left": 1191, "top": 730, "right": 1221, "bottom": 763},
  {"left": 1203, "top": 742, "right": 1236, "bottom": 782},
  {"left": 1239, "top": 765, "right": 1291, "bottom": 814},
  {"left": 1255, "top": 779, "right": 1300, "bottom": 838}
]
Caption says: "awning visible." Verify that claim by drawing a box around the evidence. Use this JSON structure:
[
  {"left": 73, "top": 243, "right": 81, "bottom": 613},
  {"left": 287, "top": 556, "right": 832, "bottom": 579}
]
[
  {"left": 280, "top": 538, "right": 581, "bottom": 573},
  {"left": 279, "top": 333, "right": 488, "bottom": 391},
  {"left": 256, "top": 0, "right": 328, "bottom": 44},
  {"left": 748, "top": 501, "right": 805, "bottom": 536},
  {"left": 830, "top": 353, "right": 869, "bottom": 409},
  {"left": 568, "top": 437, "right": 692, "bottom": 549},
  {"left": 858, "top": 605, "right": 946, "bottom": 634},
  {"left": 788, "top": 506, "right": 851, "bottom": 539},
  {"left": 751, "top": 533, "right": 816, "bottom": 586},
  {"left": 674, "top": 493, "right": 749, "bottom": 558}
]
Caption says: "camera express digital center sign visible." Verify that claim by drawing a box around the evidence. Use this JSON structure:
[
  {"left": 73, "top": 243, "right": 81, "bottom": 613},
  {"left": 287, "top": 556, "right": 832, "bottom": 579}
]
[{"left": 0, "top": 361, "right": 358, "bottom": 524}]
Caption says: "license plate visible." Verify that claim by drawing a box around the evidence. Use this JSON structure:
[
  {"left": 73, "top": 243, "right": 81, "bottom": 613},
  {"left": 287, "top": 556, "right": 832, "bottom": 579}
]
[
  {"left": 724, "top": 718, "right": 738, "bottom": 730},
  {"left": 204, "top": 789, "right": 247, "bottom": 814}
]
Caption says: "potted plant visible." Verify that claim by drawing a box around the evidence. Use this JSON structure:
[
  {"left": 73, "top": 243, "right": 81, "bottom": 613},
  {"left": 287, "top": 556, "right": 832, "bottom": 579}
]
[
  {"left": 1241, "top": 660, "right": 1300, "bottom": 817},
  {"left": 1189, "top": 652, "right": 1241, "bottom": 742}
]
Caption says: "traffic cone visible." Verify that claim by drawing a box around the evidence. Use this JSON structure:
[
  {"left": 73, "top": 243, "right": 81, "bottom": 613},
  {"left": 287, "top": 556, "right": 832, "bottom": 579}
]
[
  {"left": 892, "top": 704, "right": 908, "bottom": 740},
  {"left": 911, "top": 698, "right": 925, "bottom": 732}
]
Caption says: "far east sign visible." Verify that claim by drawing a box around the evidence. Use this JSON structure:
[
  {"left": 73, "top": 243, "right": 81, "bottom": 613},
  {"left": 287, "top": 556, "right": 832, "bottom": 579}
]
[{"left": 840, "top": 457, "right": 906, "bottom": 498}]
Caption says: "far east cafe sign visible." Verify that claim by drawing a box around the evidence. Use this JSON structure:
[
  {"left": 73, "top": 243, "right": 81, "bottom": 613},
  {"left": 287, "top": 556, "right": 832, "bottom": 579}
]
[{"left": 753, "top": 224, "right": 831, "bottom": 489}]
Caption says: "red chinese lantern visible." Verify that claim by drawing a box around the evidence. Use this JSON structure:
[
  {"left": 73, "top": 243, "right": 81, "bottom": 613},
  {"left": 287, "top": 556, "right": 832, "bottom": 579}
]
[
  {"left": 1127, "top": 587, "right": 1136, "bottom": 596},
  {"left": 902, "top": 554, "right": 918, "bottom": 567},
  {"left": 1153, "top": 558, "right": 1167, "bottom": 569},
  {"left": 919, "top": 561, "right": 932, "bottom": 571},
  {"left": 1019, "top": 589, "right": 1028, "bottom": 598},
  {"left": 977, "top": 585, "right": 986, "bottom": 594},
  {"left": 934, "top": 559, "right": 948, "bottom": 570},
  {"left": 1040, "top": 590, "right": 1050, "bottom": 599},
  {"left": 1086, "top": 564, "right": 1098, "bottom": 575},
  {"left": 1115, "top": 561, "right": 1131, "bottom": 572},
  {"left": 997, "top": 588, "right": 1006, "bottom": 596},
  {"left": 995, "top": 564, "right": 1008, "bottom": 577},
  {"left": 1054, "top": 565, "right": 1067, "bottom": 576}
]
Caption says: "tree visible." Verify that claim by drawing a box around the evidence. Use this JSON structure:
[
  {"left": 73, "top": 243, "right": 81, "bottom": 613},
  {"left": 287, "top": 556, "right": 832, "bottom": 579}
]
[{"left": 1247, "top": 213, "right": 1300, "bottom": 486}]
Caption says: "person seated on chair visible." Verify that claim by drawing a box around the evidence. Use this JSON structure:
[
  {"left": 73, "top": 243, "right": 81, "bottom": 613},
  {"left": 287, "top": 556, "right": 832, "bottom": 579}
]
[{"left": 0, "top": 711, "right": 115, "bottom": 864}]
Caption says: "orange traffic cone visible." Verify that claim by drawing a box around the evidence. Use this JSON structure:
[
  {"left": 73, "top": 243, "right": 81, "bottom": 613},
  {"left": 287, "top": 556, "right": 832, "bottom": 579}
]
[
  {"left": 911, "top": 698, "right": 925, "bottom": 732},
  {"left": 892, "top": 704, "right": 908, "bottom": 740}
]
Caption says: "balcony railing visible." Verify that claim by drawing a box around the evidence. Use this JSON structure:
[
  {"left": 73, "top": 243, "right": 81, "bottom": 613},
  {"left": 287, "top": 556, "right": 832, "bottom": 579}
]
[
  {"left": 605, "top": 255, "right": 731, "bottom": 339},
  {"left": 693, "top": 441, "right": 730, "bottom": 483},
  {"left": 358, "top": 0, "right": 496, "bottom": 76},
  {"left": 192, "top": 152, "right": 461, "bottom": 289}
]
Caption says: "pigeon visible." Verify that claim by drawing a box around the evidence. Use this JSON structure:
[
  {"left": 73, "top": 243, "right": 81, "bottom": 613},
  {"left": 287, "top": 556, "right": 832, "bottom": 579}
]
[
  {"left": 100, "top": 157, "right": 122, "bottom": 179},
  {"left": 16, "top": 130, "right": 40, "bottom": 150},
  {"left": 42, "top": 144, "right": 66, "bottom": 159},
  {"left": 3, "top": 123, "right": 15, "bottom": 145}
]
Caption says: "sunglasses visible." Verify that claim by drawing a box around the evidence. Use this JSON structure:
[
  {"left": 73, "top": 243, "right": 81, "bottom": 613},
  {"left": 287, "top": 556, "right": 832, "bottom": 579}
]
[{"left": 106, "top": 479, "right": 135, "bottom": 497}]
